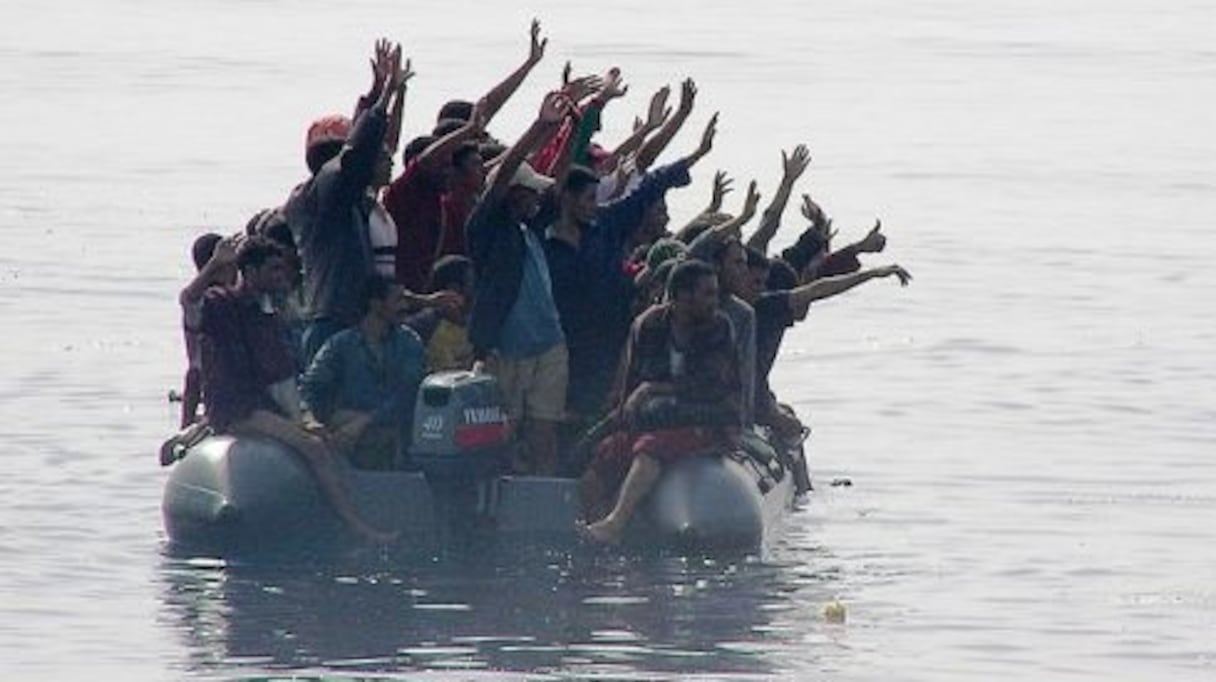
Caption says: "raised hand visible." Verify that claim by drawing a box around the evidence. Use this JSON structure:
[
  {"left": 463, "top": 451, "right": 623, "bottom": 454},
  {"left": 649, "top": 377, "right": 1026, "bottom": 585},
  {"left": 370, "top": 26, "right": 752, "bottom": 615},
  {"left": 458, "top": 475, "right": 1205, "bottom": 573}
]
[
  {"left": 562, "top": 74, "right": 603, "bottom": 103},
  {"left": 801, "top": 193, "right": 831, "bottom": 228},
  {"left": 697, "top": 112, "right": 718, "bottom": 157},
  {"left": 857, "top": 219, "right": 887, "bottom": 253},
  {"left": 380, "top": 52, "right": 412, "bottom": 107},
  {"left": 740, "top": 180, "right": 761, "bottom": 221},
  {"left": 369, "top": 38, "right": 393, "bottom": 92},
  {"left": 211, "top": 233, "right": 245, "bottom": 267},
  {"left": 782, "top": 144, "right": 811, "bottom": 182},
  {"left": 539, "top": 90, "right": 574, "bottom": 123},
  {"left": 599, "top": 67, "right": 628, "bottom": 101},
  {"left": 709, "top": 170, "right": 733, "bottom": 213},
  {"left": 677, "top": 78, "right": 697, "bottom": 115},
  {"left": 880, "top": 264, "right": 912, "bottom": 286},
  {"left": 644, "top": 86, "right": 672, "bottom": 130},
  {"left": 527, "top": 18, "right": 548, "bottom": 66}
]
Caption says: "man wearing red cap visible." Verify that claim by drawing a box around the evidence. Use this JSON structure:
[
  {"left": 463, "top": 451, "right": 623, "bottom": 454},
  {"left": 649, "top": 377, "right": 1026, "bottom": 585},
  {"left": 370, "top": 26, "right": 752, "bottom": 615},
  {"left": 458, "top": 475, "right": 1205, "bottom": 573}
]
[{"left": 284, "top": 44, "right": 408, "bottom": 365}]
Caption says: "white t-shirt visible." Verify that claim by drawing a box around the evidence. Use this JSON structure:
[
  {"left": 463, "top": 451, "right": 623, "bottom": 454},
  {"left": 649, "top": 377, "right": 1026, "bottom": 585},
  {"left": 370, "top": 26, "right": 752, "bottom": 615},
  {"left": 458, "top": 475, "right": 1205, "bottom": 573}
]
[{"left": 367, "top": 198, "right": 398, "bottom": 278}]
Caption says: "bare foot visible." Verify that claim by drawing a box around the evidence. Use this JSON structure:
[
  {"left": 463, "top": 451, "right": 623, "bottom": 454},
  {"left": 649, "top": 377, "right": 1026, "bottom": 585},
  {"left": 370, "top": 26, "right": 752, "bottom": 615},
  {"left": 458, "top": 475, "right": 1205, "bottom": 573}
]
[
  {"left": 577, "top": 518, "right": 623, "bottom": 545},
  {"left": 357, "top": 524, "right": 400, "bottom": 546}
]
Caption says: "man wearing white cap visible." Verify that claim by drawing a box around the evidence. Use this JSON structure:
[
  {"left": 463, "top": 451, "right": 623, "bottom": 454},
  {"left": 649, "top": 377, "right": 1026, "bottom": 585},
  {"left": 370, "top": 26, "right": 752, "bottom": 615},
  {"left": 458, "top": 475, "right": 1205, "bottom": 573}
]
[{"left": 466, "top": 92, "right": 571, "bottom": 476}]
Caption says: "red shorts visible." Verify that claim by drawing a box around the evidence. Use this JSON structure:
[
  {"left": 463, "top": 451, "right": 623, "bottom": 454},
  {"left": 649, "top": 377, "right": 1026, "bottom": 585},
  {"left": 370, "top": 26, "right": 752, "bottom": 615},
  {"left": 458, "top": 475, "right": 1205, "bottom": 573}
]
[{"left": 590, "top": 427, "right": 731, "bottom": 491}]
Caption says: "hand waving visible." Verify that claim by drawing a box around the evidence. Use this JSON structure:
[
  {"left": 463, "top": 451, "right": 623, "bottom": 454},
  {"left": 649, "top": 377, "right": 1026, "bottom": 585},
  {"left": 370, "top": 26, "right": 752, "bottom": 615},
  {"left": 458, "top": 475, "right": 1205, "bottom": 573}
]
[
  {"left": 857, "top": 220, "right": 887, "bottom": 253},
  {"left": 644, "top": 86, "right": 672, "bottom": 130},
  {"left": 528, "top": 18, "right": 548, "bottom": 65},
  {"left": 677, "top": 78, "right": 697, "bottom": 115},
  {"left": 880, "top": 264, "right": 912, "bottom": 286},
  {"left": 781, "top": 144, "right": 811, "bottom": 182},
  {"left": 709, "top": 170, "right": 733, "bottom": 213}
]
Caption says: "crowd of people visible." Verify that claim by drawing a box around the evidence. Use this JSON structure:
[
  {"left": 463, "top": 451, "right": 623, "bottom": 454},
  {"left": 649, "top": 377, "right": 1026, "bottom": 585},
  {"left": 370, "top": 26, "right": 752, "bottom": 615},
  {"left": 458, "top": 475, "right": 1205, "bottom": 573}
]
[{"left": 164, "top": 23, "right": 912, "bottom": 545}]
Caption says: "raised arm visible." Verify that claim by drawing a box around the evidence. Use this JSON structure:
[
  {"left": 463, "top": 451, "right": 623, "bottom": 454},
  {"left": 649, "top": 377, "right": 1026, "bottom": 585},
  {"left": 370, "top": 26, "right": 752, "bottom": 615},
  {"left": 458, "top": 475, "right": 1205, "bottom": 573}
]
[
  {"left": 384, "top": 53, "right": 411, "bottom": 155},
  {"left": 483, "top": 91, "right": 570, "bottom": 205},
  {"left": 604, "top": 85, "right": 669, "bottom": 168},
  {"left": 788, "top": 264, "right": 912, "bottom": 311},
  {"left": 710, "top": 180, "right": 762, "bottom": 239},
  {"left": 321, "top": 44, "right": 404, "bottom": 208},
  {"left": 746, "top": 144, "right": 811, "bottom": 254},
  {"left": 179, "top": 234, "right": 242, "bottom": 307},
  {"left": 634, "top": 78, "right": 696, "bottom": 172},
  {"left": 415, "top": 98, "right": 486, "bottom": 170},
  {"left": 478, "top": 19, "right": 547, "bottom": 124}
]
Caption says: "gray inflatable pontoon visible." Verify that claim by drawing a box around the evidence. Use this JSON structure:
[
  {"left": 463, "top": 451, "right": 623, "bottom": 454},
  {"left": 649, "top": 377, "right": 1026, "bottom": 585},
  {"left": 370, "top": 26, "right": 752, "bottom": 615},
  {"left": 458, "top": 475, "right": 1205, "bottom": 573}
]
[
  {"left": 163, "top": 371, "right": 802, "bottom": 556},
  {"left": 162, "top": 434, "right": 799, "bottom": 556}
]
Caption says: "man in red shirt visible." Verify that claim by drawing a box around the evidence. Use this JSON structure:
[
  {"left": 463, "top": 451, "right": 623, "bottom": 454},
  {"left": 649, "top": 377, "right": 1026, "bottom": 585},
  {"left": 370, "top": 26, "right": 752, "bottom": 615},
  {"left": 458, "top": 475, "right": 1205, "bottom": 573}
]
[{"left": 383, "top": 114, "right": 485, "bottom": 291}]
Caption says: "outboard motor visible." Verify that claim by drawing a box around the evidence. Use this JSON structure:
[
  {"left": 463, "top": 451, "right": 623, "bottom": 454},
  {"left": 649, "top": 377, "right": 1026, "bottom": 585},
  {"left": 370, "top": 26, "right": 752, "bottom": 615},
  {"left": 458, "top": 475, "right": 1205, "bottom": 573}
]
[{"left": 410, "top": 371, "right": 512, "bottom": 531}]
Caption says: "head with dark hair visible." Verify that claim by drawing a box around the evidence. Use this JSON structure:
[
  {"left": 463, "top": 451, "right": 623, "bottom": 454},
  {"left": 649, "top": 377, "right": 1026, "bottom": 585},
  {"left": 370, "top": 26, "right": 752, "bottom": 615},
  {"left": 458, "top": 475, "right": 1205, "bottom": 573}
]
[
  {"left": 766, "top": 258, "right": 799, "bottom": 292},
  {"left": 560, "top": 165, "right": 600, "bottom": 226},
  {"left": 191, "top": 232, "right": 223, "bottom": 271},
  {"left": 433, "top": 118, "right": 466, "bottom": 137},
  {"left": 236, "top": 235, "right": 284, "bottom": 272},
  {"left": 451, "top": 142, "right": 484, "bottom": 192},
  {"left": 402, "top": 135, "right": 436, "bottom": 167},
  {"left": 306, "top": 141, "right": 344, "bottom": 175},
  {"left": 402, "top": 134, "right": 453, "bottom": 189},
  {"left": 479, "top": 142, "right": 507, "bottom": 163},
  {"left": 437, "top": 100, "right": 474, "bottom": 123},
  {"left": 744, "top": 246, "right": 771, "bottom": 298},
  {"left": 430, "top": 255, "right": 474, "bottom": 295},
  {"left": 359, "top": 275, "right": 403, "bottom": 319},
  {"left": 236, "top": 235, "right": 292, "bottom": 295},
  {"left": 779, "top": 227, "right": 829, "bottom": 274},
  {"left": 678, "top": 212, "right": 732, "bottom": 245},
  {"left": 637, "top": 196, "right": 671, "bottom": 246},
  {"left": 667, "top": 258, "right": 719, "bottom": 322}
]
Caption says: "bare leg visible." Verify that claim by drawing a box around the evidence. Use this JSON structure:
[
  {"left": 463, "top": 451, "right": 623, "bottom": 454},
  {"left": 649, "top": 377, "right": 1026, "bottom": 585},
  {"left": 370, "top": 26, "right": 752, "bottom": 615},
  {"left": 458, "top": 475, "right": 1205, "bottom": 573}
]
[
  {"left": 578, "top": 468, "right": 610, "bottom": 522},
  {"left": 233, "top": 410, "right": 398, "bottom": 544},
  {"left": 582, "top": 453, "right": 661, "bottom": 544},
  {"left": 524, "top": 418, "right": 561, "bottom": 477}
]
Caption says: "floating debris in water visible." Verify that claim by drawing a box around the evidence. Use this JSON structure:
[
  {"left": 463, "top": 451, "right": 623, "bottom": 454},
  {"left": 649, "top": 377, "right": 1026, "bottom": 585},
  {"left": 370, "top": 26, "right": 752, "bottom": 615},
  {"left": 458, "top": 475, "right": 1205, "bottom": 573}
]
[
  {"left": 830, "top": 478, "right": 853, "bottom": 487},
  {"left": 823, "top": 600, "right": 847, "bottom": 623}
]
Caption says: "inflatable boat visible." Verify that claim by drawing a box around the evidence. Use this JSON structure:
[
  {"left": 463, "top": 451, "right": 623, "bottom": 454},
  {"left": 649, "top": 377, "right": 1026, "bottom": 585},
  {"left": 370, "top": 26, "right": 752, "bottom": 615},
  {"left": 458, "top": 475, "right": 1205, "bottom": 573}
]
[{"left": 162, "top": 372, "right": 804, "bottom": 556}]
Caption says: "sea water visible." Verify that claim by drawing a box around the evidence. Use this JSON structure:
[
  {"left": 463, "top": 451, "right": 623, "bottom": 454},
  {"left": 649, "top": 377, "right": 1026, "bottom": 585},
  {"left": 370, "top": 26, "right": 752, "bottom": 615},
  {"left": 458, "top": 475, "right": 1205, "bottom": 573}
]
[{"left": 1, "top": 0, "right": 1213, "bottom": 678}]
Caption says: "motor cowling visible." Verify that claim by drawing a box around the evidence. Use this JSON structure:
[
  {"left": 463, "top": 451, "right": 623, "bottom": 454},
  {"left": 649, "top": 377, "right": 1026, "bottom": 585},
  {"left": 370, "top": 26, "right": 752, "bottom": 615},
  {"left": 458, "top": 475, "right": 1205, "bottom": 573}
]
[{"left": 410, "top": 371, "right": 511, "bottom": 481}]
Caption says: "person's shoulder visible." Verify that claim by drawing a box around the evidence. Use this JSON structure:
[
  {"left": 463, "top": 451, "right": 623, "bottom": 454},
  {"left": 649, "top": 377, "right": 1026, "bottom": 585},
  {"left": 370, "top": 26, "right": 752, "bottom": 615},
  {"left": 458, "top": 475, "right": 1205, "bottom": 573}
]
[
  {"left": 393, "top": 322, "right": 426, "bottom": 349},
  {"left": 317, "top": 327, "right": 359, "bottom": 353},
  {"left": 754, "top": 290, "right": 791, "bottom": 315},
  {"left": 634, "top": 303, "right": 671, "bottom": 332}
]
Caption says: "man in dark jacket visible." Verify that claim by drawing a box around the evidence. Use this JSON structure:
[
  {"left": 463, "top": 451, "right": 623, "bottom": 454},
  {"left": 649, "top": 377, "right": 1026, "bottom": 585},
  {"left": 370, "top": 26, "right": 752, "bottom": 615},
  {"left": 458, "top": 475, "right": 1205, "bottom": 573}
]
[{"left": 466, "top": 91, "right": 570, "bottom": 475}]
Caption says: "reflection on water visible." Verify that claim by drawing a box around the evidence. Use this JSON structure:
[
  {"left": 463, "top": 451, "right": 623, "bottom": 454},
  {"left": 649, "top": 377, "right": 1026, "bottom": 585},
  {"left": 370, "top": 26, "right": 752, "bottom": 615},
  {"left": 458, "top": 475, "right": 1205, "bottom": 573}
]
[{"left": 158, "top": 539, "right": 838, "bottom": 678}]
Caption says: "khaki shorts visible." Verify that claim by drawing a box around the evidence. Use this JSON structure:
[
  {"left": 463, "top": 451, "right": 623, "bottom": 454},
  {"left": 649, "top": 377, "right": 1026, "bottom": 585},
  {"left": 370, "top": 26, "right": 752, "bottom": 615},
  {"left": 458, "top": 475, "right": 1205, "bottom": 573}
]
[{"left": 489, "top": 344, "right": 568, "bottom": 422}]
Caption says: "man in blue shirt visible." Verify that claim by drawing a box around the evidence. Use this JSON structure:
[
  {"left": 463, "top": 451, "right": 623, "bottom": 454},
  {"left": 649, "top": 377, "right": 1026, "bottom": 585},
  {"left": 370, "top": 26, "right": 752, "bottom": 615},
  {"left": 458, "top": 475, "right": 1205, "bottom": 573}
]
[
  {"left": 466, "top": 92, "right": 571, "bottom": 476},
  {"left": 302, "top": 276, "right": 427, "bottom": 470}
]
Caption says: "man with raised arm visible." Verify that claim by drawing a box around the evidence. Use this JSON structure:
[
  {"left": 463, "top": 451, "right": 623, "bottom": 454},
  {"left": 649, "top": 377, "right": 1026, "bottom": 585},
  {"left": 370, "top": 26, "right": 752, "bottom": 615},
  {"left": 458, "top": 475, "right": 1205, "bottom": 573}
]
[
  {"left": 544, "top": 111, "right": 718, "bottom": 421},
  {"left": 283, "top": 42, "right": 407, "bottom": 365},
  {"left": 466, "top": 91, "right": 572, "bottom": 476}
]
